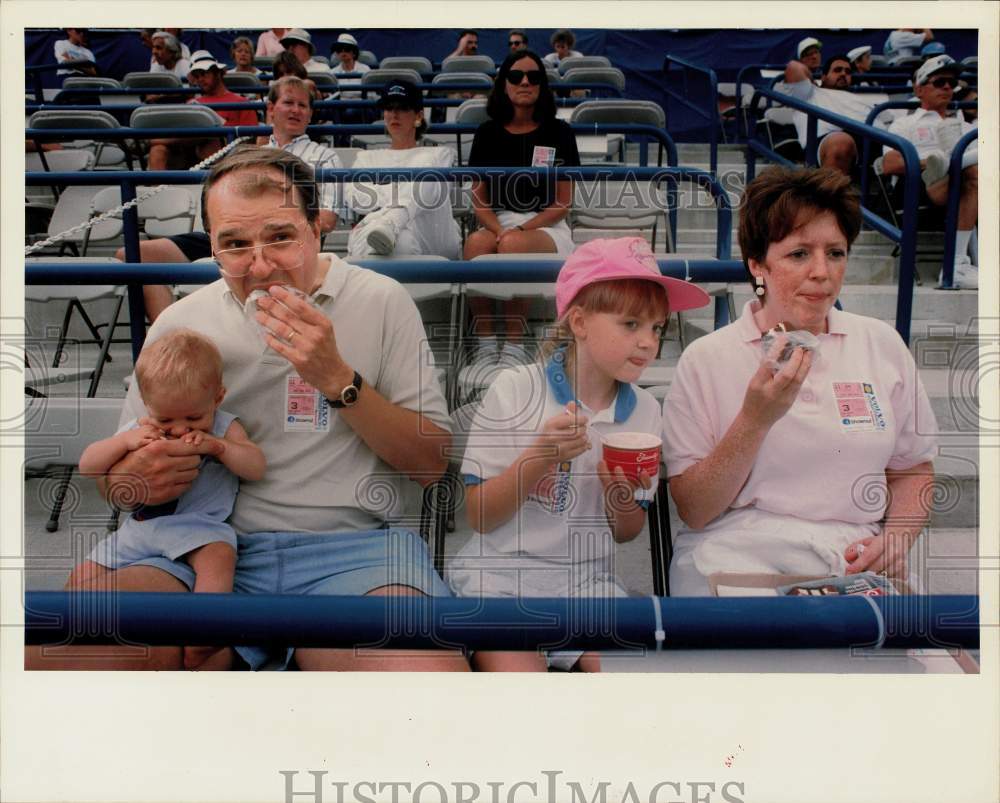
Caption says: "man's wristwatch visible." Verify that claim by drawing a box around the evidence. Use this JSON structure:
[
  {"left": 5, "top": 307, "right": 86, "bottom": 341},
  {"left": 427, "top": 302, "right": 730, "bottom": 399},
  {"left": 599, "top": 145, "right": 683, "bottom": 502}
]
[{"left": 326, "top": 371, "right": 363, "bottom": 408}]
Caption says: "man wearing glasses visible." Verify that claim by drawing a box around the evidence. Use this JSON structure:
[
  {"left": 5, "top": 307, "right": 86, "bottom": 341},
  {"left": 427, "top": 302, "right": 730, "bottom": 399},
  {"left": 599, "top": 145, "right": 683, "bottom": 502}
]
[
  {"left": 508, "top": 30, "right": 528, "bottom": 52},
  {"left": 882, "top": 55, "right": 979, "bottom": 288},
  {"left": 35, "top": 146, "right": 466, "bottom": 672}
]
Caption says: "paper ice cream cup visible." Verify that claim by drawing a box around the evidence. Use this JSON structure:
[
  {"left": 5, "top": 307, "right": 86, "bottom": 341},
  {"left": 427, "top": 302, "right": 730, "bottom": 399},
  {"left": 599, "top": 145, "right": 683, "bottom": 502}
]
[{"left": 601, "top": 432, "right": 662, "bottom": 481}]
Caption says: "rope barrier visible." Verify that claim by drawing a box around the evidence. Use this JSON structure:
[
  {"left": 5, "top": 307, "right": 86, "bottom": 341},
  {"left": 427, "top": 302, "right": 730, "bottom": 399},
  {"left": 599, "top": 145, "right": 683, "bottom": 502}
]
[{"left": 24, "top": 135, "right": 251, "bottom": 257}]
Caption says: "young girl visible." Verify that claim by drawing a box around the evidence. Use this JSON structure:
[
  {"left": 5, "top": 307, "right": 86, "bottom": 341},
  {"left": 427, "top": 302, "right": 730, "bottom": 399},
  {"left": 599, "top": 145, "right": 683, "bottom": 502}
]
[
  {"left": 79, "top": 329, "right": 265, "bottom": 669},
  {"left": 447, "top": 237, "right": 710, "bottom": 671}
]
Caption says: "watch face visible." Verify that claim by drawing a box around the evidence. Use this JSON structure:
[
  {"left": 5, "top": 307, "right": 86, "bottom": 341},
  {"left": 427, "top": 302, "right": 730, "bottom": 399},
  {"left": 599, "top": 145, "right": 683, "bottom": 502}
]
[{"left": 342, "top": 386, "right": 359, "bottom": 406}]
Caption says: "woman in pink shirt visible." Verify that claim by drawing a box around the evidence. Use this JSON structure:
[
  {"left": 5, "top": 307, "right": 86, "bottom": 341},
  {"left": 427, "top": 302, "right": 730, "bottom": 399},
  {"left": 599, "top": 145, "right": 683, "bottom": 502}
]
[
  {"left": 663, "top": 166, "right": 937, "bottom": 595},
  {"left": 255, "top": 28, "right": 289, "bottom": 58}
]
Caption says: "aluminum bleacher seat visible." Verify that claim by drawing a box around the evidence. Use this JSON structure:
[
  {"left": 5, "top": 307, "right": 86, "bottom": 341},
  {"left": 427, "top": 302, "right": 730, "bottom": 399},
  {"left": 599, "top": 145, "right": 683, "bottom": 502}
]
[
  {"left": 253, "top": 56, "right": 274, "bottom": 70},
  {"left": 440, "top": 55, "right": 495, "bottom": 75},
  {"left": 26, "top": 150, "right": 95, "bottom": 215},
  {"left": 122, "top": 71, "right": 183, "bottom": 90},
  {"left": 557, "top": 55, "right": 611, "bottom": 75},
  {"left": 223, "top": 72, "right": 265, "bottom": 93},
  {"left": 361, "top": 68, "right": 423, "bottom": 89},
  {"left": 561, "top": 67, "right": 625, "bottom": 95},
  {"left": 30, "top": 184, "right": 116, "bottom": 256},
  {"left": 430, "top": 72, "right": 494, "bottom": 125},
  {"left": 308, "top": 72, "right": 339, "bottom": 92},
  {"left": 130, "top": 103, "right": 224, "bottom": 130},
  {"left": 379, "top": 56, "right": 433, "bottom": 76},
  {"left": 311, "top": 55, "right": 331, "bottom": 67},
  {"left": 27, "top": 109, "right": 128, "bottom": 169},
  {"left": 358, "top": 50, "right": 379, "bottom": 68},
  {"left": 569, "top": 99, "right": 666, "bottom": 163}
]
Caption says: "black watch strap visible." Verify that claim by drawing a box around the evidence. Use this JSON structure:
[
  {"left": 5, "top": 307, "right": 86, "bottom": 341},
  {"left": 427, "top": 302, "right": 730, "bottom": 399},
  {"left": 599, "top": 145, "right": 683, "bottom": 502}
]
[{"left": 325, "top": 371, "right": 363, "bottom": 408}]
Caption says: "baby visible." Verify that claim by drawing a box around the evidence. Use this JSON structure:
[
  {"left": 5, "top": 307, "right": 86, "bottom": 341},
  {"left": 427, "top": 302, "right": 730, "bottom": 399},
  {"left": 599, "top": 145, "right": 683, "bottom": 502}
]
[{"left": 80, "top": 328, "right": 265, "bottom": 669}]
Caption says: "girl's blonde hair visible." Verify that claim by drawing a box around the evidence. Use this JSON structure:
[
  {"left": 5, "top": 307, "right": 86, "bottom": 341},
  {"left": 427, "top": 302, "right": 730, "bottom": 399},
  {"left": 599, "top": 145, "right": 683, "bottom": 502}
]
[
  {"left": 134, "top": 328, "right": 223, "bottom": 401},
  {"left": 538, "top": 278, "right": 671, "bottom": 367}
]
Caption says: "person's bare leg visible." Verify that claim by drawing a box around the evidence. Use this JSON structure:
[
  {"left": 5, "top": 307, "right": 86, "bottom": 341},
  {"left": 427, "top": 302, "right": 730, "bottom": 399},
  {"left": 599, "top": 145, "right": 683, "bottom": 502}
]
[
  {"left": 25, "top": 563, "right": 190, "bottom": 671},
  {"left": 957, "top": 165, "right": 978, "bottom": 230},
  {"left": 182, "top": 542, "right": 237, "bottom": 670},
  {"left": 294, "top": 585, "right": 470, "bottom": 671},
  {"left": 146, "top": 139, "right": 173, "bottom": 171},
  {"left": 472, "top": 651, "right": 547, "bottom": 672},
  {"left": 463, "top": 228, "right": 498, "bottom": 259},
  {"left": 115, "top": 238, "right": 187, "bottom": 322},
  {"left": 496, "top": 229, "right": 557, "bottom": 255},
  {"left": 576, "top": 652, "right": 602, "bottom": 672}
]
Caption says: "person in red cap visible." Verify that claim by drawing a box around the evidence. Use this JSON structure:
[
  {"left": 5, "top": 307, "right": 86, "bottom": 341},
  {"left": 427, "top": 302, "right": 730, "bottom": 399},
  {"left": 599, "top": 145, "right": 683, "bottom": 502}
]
[{"left": 447, "top": 237, "right": 710, "bottom": 672}]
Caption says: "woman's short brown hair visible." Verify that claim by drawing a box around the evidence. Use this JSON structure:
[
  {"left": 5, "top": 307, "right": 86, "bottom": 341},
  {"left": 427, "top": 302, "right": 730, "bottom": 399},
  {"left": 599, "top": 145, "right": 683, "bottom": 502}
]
[{"left": 738, "top": 166, "right": 861, "bottom": 283}]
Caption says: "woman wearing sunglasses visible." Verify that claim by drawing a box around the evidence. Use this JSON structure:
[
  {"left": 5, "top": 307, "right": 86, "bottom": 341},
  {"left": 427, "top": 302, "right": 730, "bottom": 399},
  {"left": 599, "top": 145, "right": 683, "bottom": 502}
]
[{"left": 464, "top": 49, "right": 580, "bottom": 360}]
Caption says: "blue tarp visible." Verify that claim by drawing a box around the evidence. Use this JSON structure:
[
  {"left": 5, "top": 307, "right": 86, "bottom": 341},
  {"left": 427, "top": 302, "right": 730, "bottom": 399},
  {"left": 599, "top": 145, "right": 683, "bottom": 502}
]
[{"left": 26, "top": 28, "right": 978, "bottom": 141}]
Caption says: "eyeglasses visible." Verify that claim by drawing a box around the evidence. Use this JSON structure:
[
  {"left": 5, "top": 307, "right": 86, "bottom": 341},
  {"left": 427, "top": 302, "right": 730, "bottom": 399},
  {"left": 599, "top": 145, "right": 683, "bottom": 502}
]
[
  {"left": 214, "top": 239, "right": 305, "bottom": 277},
  {"left": 506, "top": 69, "right": 543, "bottom": 86},
  {"left": 929, "top": 77, "right": 958, "bottom": 89},
  {"left": 509, "top": 40, "right": 525, "bottom": 47}
]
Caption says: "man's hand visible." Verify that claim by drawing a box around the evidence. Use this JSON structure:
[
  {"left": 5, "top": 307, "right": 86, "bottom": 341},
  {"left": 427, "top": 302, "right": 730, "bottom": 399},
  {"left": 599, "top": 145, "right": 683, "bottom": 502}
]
[
  {"left": 255, "top": 285, "right": 353, "bottom": 396},
  {"left": 104, "top": 437, "right": 222, "bottom": 508}
]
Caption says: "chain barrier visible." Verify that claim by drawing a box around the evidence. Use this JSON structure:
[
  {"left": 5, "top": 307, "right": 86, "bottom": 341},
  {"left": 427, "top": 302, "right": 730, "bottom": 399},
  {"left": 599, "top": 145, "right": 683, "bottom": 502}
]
[{"left": 24, "top": 136, "right": 251, "bottom": 256}]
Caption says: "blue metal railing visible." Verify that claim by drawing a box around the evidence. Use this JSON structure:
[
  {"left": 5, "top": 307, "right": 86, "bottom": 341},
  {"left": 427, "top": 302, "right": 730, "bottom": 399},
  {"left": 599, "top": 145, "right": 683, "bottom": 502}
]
[
  {"left": 663, "top": 55, "right": 720, "bottom": 177},
  {"left": 941, "top": 129, "right": 978, "bottom": 289},
  {"left": 746, "top": 86, "right": 924, "bottom": 344},
  {"left": 733, "top": 63, "right": 788, "bottom": 141},
  {"left": 26, "top": 162, "right": 735, "bottom": 356},
  {"left": 23, "top": 591, "right": 980, "bottom": 651}
]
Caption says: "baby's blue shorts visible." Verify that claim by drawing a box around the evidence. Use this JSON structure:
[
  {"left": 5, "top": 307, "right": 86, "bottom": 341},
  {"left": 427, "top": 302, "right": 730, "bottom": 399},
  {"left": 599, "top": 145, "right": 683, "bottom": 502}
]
[{"left": 130, "top": 528, "right": 452, "bottom": 670}]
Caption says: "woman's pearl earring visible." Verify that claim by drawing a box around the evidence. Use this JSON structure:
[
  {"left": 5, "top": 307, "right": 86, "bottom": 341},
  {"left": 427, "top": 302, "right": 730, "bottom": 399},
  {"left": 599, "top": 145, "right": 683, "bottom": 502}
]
[{"left": 754, "top": 276, "right": 765, "bottom": 297}]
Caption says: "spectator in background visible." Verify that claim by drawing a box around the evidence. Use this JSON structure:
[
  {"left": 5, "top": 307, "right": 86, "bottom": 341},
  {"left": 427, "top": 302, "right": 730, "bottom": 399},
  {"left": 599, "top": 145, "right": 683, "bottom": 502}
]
[
  {"left": 882, "top": 56, "right": 978, "bottom": 288},
  {"left": 345, "top": 80, "right": 461, "bottom": 259},
  {"left": 448, "top": 30, "right": 479, "bottom": 59},
  {"left": 795, "top": 36, "right": 823, "bottom": 72},
  {"left": 281, "top": 29, "right": 330, "bottom": 73},
  {"left": 781, "top": 53, "right": 893, "bottom": 176},
  {"left": 230, "top": 37, "right": 261, "bottom": 76},
  {"left": 54, "top": 28, "right": 96, "bottom": 77},
  {"left": 147, "top": 51, "right": 260, "bottom": 171},
  {"left": 149, "top": 30, "right": 191, "bottom": 79},
  {"left": 955, "top": 81, "right": 977, "bottom": 124},
  {"left": 256, "top": 28, "right": 289, "bottom": 58},
  {"left": 508, "top": 29, "right": 529, "bottom": 53},
  {"left": 543, "top": 29, "right": 582, "bottom": 69},
  {"left": 884, "top": 29, "right": 933, "bottom": 65},
  {"left": 164, "top": 29, "right": 191, "bottom": 60},
  {"left": 331, "top": 33, "right": 370, "bottom": 98},
  {"left": 920, "top": 42, "right": 946, "bottom": 60},
  {"left": 464, "top": 49, "right": 580, "bottom": 361},
  {"left": 847, "top": 46, "right": 872, "bottom": 75}
]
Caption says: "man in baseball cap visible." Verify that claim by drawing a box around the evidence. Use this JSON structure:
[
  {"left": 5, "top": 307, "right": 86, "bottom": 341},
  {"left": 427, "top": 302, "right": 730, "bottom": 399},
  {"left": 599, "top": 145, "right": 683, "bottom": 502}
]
[
  {"left": 280, "top": 28, "right": 330, "bottom": 72},
  {"left": 882, "top": 55, "right": 978, "bottom": 288},
  {"left": 796, "top": 37, "right": 823, "bottom": 71},
  {"left": 847, "top": 45, "right": 872, "bottom": 74}
]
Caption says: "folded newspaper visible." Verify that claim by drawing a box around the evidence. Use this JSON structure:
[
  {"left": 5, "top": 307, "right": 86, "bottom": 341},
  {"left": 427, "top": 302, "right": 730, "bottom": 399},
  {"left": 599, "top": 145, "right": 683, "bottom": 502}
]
[{"left": 775, "top": 572, "right": 899, "bottom": 597}]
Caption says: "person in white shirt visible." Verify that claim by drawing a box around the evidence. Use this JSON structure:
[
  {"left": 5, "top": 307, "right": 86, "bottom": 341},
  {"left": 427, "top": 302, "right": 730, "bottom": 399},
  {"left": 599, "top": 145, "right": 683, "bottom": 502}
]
[
  {"left": 883, "top": 29, "right": 933, "bottom": 65},
  {"left": 149, "top": 30, "right": 190, "bottom": 79},
  {"left": 542, "top": 29, "right": 582, "bottom": 69},
  {"left": 345, "top": 80, "right": 461, "bottom": 259},
  {"left": 780, "top": 53, "right": 892, "bottom": 175},
  {"left": 255, "top": 28, "right": 288, "bottom": 58},
  {"left": 54, "top": 28, "right": 96, "bottom": 77},
  {"left": 447, "top": 30, "right": 479, "bottom": 59},
  {"left": 882, "top": 55, "right": 978, "bottom": 288},
  {"left": 330, "top": 33, "right": 370, "bottom": 100},
  {"left": 280, "top": 29, "right": 330, "bottom": 74}
]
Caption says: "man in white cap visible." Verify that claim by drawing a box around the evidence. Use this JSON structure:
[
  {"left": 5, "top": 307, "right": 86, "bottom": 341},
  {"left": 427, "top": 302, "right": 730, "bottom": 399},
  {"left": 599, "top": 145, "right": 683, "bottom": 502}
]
[
  {"left": 147, "top": 50, "right": 260, "bottom": 171},
  {"left": 280, "top": 28, "right": 330, "bottom": 73},
  {"left": 780, "top": 53, "right": 894, "bottom": 175},
  {"left": 331, "top": 32, "right": 370, "bottom": 99},
  {"left": 847, "top": 46, "right": 872, "bottom": 74},
  {"left": 795, "top": 36, "right": 823, "bottom": 72},
  {"left": 882, "top": 55, "right": 978, "bottom": 288}
]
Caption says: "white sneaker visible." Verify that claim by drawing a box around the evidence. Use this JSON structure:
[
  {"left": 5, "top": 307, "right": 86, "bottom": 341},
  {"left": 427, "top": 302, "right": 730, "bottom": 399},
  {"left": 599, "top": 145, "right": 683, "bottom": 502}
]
[
  {"left": 939, "top": 256, "right": 979, "bottom": 289},
  {"left": 365, "top": 219, "right": 397, "bottom": 256},
  {"left": 921, "top": 150, "right": 949, "bottom": 190}
]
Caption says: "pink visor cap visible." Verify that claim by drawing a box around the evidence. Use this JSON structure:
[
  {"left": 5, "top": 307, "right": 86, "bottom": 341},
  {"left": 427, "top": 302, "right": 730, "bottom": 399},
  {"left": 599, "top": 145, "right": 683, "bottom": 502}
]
[{"left": 555, "top": 237, "right": 711, "bottom": 318}]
